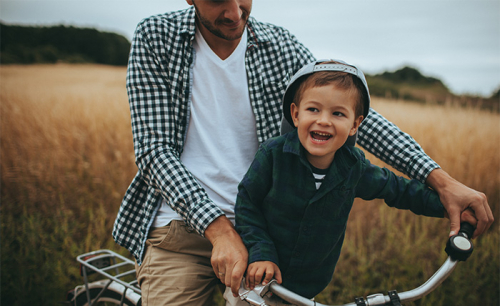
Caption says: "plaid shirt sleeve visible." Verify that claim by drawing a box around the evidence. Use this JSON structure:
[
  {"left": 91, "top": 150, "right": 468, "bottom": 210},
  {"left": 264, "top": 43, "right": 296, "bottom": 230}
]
[
  {"left": 125, "top": 13, "right": 223, "bottom": 236},
  {"left": 357, "top": 108, "right": 440, "bottom": 183}
]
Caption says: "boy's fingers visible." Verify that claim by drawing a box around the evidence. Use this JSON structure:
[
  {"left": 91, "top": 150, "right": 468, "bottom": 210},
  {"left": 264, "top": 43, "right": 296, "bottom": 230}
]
[
  {"left": 249, "top": 274, "right": 256, "bottom": 289},
  {"left": 254, "top": 267, "right": 265, "bottom": 285},
  {"left": 246, "top": 267, "right": 255, "bottom": 289},
  {"left": 262, "top": 268, "right": 274, "bottom": 285},
  {"left": 274, "top": 267, "right": 282, "bottom": 284},
  {"left": 245, "top": 274, "right": 250, "bottom": 289}
]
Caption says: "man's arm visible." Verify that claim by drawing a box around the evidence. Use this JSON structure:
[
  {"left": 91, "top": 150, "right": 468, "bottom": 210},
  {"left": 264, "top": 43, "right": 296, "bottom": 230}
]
[
  {"left": 357, "top": 109, "right": 493, "bottom": 237},
  {"left": 127, "top": 19, "right": 224, "bottom": 234},
  {"left": 357, "top": 109, "right": 438, "bottom": 182}
]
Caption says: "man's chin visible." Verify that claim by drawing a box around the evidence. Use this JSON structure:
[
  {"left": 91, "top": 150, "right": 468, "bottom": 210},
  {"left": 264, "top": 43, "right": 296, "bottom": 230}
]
[{"left": 216, "top": 26, "right": 246, "bottom": 41}]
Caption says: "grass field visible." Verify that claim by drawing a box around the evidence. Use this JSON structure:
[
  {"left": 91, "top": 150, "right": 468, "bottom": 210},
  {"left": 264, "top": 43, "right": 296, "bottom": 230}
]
[{"left": 1, "top": 64, "right": 498, "bottom": 305}]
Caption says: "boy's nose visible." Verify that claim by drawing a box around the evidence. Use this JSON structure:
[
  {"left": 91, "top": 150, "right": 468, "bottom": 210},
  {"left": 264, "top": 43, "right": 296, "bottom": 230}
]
[{"left": 316, "top": 113, "right": 332, "bottom": 126}]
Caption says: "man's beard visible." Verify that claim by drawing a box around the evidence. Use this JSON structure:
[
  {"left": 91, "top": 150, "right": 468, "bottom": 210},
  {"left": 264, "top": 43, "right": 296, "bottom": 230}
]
[{"left": 194, "top": 5, "right": 249, "bottom": 41}]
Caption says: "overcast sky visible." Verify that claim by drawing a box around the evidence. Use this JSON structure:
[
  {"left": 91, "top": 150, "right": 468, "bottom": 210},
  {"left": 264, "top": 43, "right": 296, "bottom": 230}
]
[{"left": 1, "top": 0, "right": 499, "bottom": 96}]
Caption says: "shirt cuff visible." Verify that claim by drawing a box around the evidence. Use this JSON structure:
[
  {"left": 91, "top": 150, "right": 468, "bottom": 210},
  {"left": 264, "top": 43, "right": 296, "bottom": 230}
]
[
  {"left": 187, "top": 198, "right": 225, "bottom": 237},
  {"left": 408, "top": 153, "right": 441, "bottom": 183}
]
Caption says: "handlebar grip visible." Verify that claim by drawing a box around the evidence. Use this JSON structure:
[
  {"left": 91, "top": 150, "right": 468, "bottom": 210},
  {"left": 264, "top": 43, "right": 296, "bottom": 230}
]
[
  {"left": 445, "top": 222, "right": 474, "bottom": 261},
  {"left": 459, "top": 222, "right": 475, "bottom": 239}
]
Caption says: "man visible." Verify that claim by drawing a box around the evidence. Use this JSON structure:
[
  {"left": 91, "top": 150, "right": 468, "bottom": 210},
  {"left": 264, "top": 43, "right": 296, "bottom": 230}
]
[{"left": 113, "top": 1, "right": 493, "bottom": 305}]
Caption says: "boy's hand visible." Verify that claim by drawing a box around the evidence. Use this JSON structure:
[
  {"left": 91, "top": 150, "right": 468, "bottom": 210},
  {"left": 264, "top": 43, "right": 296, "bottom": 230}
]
[{"left": 245, "top": 261, "right": 282, "bottom": 290}]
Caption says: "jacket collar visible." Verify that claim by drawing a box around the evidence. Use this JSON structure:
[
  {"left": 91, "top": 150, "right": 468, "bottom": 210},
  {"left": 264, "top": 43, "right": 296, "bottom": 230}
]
[{"left": 282, "top": 130, "right": 360, "bottom": 191}]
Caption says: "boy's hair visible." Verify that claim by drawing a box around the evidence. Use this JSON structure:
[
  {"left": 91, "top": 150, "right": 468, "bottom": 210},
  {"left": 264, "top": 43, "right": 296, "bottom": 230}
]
[{"left": 292, "top": 61, "right": 366, "bottom": 119}]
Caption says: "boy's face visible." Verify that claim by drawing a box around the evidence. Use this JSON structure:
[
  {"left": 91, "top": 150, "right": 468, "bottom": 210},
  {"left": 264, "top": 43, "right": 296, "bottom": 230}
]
[{"left": 291, "top": 84, "right": 364, "bottom": 169}]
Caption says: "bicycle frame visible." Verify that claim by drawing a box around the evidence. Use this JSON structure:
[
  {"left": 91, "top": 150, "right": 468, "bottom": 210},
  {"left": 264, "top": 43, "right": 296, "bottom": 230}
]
[
  {"left": 68, "top": 223, "right": 473, "bottom": 306},
  {"left": 238, "top": 256, "right": 459, "bottom": 306}
]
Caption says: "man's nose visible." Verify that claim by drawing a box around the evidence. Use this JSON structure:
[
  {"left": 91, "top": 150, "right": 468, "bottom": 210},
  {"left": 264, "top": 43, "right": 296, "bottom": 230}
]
[{"left": 223, "top": 0, "right": 243, "bottom": 21}]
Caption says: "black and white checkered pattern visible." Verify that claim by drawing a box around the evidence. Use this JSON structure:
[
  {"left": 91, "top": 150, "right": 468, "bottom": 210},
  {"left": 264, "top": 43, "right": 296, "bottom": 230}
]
[
  {"left": 113, "top": 7, "right": 439, "bottom": 264},
  {"left": 358, "top": 109, "right": 439, "bottom": 180}
]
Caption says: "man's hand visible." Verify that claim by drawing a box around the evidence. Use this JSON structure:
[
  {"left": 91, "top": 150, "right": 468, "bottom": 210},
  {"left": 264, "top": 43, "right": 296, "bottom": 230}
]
[
  {"left": 427, "top": 168, "right": 494, "bottom": 238},
  {"left": 245, "top": 261, "right": 282, "bottom": 290},
  {"left": 205, "top": 216, "right": 248, "bottom": 297}
]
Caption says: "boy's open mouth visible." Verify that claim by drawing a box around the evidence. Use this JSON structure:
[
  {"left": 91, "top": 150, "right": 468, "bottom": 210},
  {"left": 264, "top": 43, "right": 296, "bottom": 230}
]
[{"left": 311, "top": 131, "right": 332, "bottom": 141}]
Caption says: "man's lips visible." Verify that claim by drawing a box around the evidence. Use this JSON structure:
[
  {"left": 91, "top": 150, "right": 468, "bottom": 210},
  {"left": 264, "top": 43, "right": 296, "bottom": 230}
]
[
  {"left": 310, "top": 131, "right": 332, "bottom": 142},
  {"left": 219, "top": 19, "right": 242, "bottom": 29}
]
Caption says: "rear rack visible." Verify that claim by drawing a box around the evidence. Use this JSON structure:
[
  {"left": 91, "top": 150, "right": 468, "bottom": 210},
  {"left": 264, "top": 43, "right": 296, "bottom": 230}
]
[{"left": 77, "top": 249, "right": 141, "bottom": 297}]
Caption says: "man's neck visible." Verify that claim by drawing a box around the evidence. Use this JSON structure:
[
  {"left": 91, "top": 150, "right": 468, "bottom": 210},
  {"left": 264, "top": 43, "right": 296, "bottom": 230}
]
[{"left": 197, "top": 24, "right": 242, "bottom": 60}]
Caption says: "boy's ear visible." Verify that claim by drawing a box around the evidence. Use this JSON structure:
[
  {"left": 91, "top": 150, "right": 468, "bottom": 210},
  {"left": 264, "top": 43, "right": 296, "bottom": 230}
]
[
  {"left": 290, "top": 103, "right": 299, "bottom": 127},
  {"left": 349, "top": 115, "right": 364, "bottom": 136}
]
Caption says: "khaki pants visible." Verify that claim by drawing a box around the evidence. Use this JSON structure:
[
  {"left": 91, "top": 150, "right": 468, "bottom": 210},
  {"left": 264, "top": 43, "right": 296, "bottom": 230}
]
[
  {"left": 135, "top": 220, "right": 292, "bottom": 306},
  {"left": 135, "top": 220, "right": 221, "bottom": 306}
]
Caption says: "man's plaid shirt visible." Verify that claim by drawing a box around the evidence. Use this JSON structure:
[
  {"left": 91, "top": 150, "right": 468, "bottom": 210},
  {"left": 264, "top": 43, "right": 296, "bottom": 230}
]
[{"left": 112, "top": 7, "right": 439, "bottom": 264}]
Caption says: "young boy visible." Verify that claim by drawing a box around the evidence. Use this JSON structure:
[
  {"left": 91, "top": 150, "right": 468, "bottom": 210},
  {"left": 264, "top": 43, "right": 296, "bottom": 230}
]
[{"left": 233, "top": 60, "right": 445, "bottom": 300}]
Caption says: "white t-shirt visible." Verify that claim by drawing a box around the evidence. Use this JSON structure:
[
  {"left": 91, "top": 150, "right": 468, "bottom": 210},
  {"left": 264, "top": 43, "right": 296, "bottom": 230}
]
[{"left": 153, "top": 28, "right": 259, "bottom": 227}]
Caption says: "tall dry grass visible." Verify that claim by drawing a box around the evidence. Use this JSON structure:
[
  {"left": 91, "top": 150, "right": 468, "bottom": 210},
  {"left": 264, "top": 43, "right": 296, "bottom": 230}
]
[
  {"left": 1, "top": 64, "right": 136, "bottom": 305},
  {"left": 1, "top": 65, "right": 498, "bottom": 305}
]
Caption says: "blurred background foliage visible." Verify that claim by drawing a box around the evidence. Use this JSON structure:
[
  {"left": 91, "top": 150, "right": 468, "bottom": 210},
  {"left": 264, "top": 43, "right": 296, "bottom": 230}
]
[
  {"left": 0, "top": 23, "right": 130, "bottom": 65},
  {"left": 1, "top": 23, "right": 499, "bottom": 112}
]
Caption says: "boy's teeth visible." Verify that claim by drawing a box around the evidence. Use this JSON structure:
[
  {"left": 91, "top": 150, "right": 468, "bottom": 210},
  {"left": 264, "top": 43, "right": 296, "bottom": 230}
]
[{"left": 311, "top": 132, "right": 332, "bottom": 140}]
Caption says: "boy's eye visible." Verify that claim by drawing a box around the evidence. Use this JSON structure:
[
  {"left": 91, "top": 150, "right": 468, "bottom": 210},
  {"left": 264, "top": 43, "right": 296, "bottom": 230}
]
[
  {"left": 333, "top": 112, "right": 345, "bottom": 117},
  {"left": 307, "top": 107, "right": 319, "bottom": 112}
]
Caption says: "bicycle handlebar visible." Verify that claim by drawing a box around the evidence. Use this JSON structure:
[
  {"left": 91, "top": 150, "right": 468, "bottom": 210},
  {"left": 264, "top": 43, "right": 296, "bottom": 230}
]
[
  {"left": 239, "top": 222, "right": 475, "bottom": 306},
  {"left": 445, "top": 222, "right": 474, "bottom": 261}
]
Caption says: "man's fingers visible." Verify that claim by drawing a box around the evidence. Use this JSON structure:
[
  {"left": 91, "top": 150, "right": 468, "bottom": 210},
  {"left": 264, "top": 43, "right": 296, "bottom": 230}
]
[
  {"left": 461, "top": 208, "right": 477, "bottom": 227},
  {"left": 448, "top": 208, "right": 461, "bottom": 237},
  {"left": 470, "top": 194, "right": 493, "bottom": 238},
  {"left": 213, "top": 261, "right": 226, "bottom": 282},
  {"left": 230, "top": 261, "right": 246, "bottom": 297}
]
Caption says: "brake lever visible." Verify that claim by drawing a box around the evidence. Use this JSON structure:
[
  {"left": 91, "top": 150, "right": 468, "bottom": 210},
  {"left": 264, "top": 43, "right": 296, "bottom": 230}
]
[{"left": 238, "top": 279, "right": 276, "bottom": 306}]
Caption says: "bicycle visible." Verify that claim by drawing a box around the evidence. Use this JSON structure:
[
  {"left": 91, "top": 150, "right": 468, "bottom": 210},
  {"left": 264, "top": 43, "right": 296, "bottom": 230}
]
[{"left": 66, "top": 222, "right": 474, "bottom": 306}]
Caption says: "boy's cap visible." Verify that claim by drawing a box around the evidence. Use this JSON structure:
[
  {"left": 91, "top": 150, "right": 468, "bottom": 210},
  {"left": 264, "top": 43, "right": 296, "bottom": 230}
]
[{"left": 281, "top": 59, "right": 371, "bottom": 128}]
